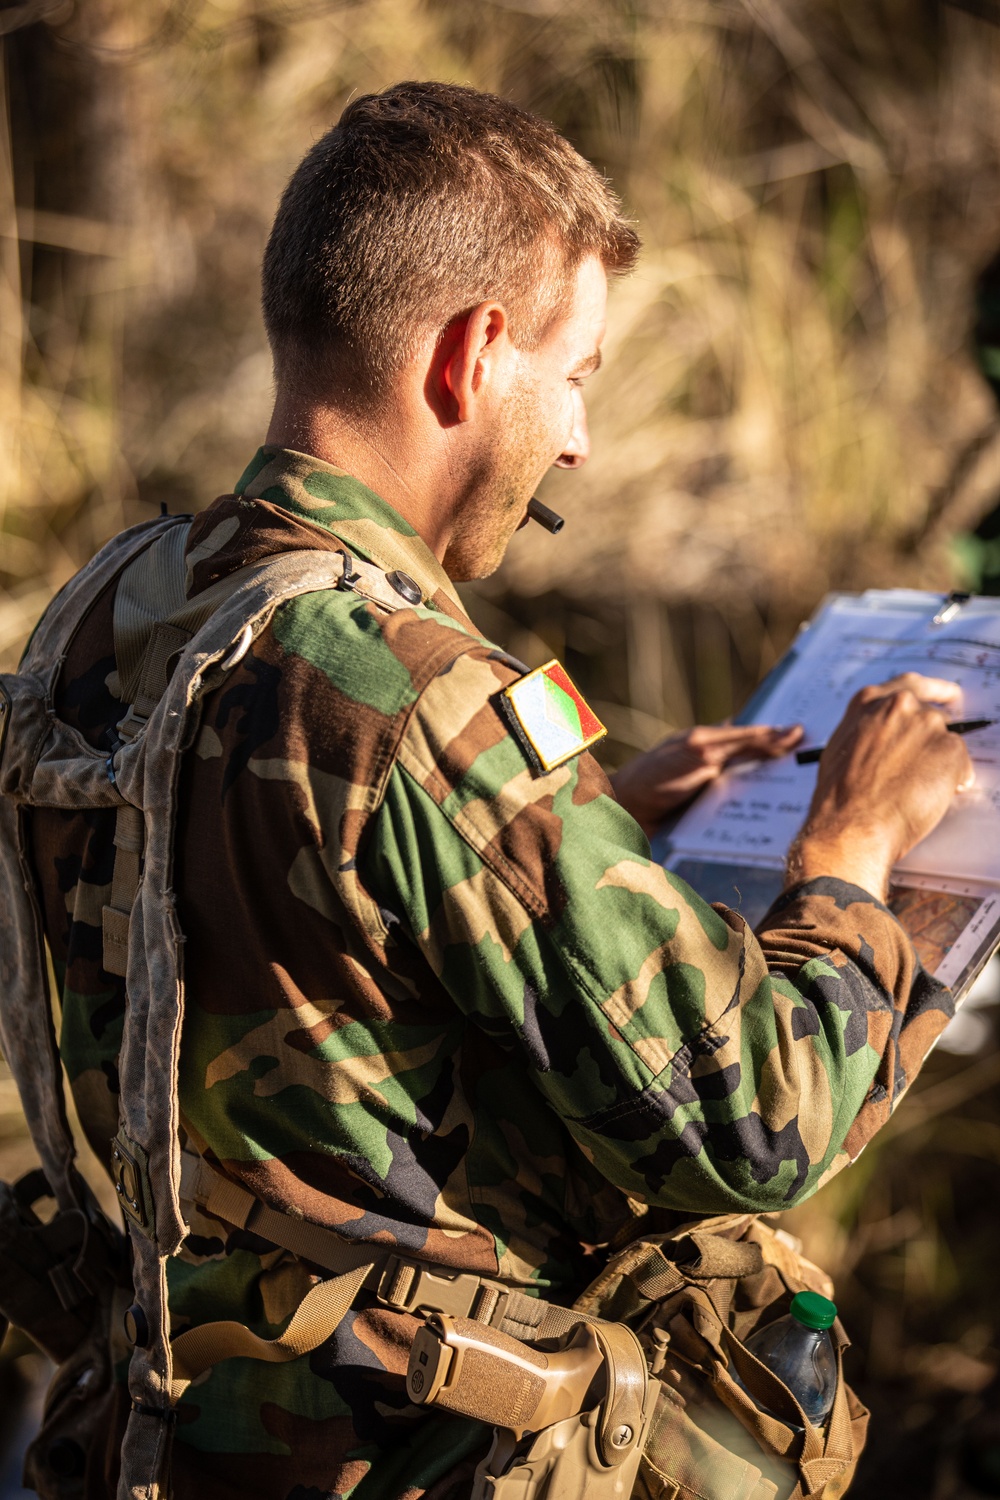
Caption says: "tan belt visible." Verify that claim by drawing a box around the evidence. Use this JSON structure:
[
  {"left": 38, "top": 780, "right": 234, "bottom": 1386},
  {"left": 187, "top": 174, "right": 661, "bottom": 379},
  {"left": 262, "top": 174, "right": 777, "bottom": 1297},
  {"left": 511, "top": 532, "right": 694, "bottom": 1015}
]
[{"left": 172, "top": 1149, "right": 586, "bottom": 1401}]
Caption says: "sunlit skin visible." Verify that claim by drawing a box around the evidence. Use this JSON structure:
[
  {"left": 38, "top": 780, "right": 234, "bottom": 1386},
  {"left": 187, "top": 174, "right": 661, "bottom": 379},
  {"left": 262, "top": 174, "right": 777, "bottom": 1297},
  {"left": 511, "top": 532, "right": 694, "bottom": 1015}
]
[
  {"left": 266, "top": 255, "right": 973, "bottom": 902},
  {"left": 267, "top": 254, "right": 608, "bottom": 579}
]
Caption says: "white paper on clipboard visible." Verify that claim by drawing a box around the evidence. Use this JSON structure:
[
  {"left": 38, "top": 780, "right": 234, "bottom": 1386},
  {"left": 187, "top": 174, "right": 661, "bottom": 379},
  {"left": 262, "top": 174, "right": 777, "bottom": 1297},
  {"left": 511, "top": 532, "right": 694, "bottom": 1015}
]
[{"left": 655, "top": 589, "right": 1000, "bottom": 998}]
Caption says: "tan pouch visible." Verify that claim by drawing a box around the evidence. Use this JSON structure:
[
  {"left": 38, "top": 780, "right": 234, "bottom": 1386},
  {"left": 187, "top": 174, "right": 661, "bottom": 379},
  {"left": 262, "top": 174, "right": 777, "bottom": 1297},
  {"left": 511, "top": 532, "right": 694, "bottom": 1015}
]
[{"left": 574, "top": 1214, "right": 869, "bottom": 1500}]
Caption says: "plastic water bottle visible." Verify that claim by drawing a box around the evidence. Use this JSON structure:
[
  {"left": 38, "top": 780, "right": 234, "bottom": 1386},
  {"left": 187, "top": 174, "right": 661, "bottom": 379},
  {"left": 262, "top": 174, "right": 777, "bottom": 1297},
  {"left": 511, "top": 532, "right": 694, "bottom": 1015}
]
[{"left": 734, "top": 1290, "right": 838, "bottom": 1428}]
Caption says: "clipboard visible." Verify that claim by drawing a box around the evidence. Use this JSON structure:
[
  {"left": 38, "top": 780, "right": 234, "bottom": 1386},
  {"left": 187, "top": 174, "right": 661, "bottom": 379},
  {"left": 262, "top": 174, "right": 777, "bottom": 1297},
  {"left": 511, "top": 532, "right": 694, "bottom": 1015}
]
[{"left": 652, "top": 589, "right": 1000, "bottom": 999}]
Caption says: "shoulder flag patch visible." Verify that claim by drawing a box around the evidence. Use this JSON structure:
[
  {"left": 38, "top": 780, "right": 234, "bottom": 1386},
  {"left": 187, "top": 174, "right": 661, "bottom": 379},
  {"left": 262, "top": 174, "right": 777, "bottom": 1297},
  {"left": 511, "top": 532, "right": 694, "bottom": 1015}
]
[{"left": 500, "top": 659, "right": 606, "bottom": 773}]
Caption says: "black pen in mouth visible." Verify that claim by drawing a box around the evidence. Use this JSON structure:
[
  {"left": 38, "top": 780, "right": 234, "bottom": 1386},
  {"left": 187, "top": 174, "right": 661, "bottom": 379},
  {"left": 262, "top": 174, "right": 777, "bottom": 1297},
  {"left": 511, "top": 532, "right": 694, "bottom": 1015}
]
[{"left": 527, "top": 497, "right": 564, "bottom": 534}]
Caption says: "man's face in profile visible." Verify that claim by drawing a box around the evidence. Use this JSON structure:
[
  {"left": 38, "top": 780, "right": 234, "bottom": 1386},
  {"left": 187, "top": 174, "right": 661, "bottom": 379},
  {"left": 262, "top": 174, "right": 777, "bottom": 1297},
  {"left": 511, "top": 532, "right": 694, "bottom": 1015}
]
[{"left": 442, "top": 254, "right": 608, "bottom": 582}]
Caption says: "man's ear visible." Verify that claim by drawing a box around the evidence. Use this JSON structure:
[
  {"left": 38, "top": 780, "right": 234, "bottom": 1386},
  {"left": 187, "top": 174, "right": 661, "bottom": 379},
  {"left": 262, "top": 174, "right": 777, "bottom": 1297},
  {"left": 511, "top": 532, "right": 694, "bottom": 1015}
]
[{"left": 426, "top": 301, "right": 509, "bottom": 427}]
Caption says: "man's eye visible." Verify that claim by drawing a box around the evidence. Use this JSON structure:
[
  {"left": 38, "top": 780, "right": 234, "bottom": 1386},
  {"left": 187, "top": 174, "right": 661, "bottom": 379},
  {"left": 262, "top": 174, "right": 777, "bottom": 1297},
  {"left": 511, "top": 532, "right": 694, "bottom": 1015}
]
[{"left": 569, "top": 377, "right": 586, "bottom": 388}]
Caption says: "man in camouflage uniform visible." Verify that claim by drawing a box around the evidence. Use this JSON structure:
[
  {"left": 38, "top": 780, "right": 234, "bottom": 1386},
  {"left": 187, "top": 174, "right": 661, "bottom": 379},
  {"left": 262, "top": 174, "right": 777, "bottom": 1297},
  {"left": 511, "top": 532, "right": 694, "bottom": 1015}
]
[{"left": 27, "top": 82, "right": 972, "bottom": 1499}]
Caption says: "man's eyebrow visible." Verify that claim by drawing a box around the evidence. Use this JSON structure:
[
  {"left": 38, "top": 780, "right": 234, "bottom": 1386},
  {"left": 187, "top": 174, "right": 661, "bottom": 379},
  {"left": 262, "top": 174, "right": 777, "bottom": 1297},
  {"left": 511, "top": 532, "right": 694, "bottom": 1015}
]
[{"left": 570, "top": 349, "right": 603, "bottom": 377}]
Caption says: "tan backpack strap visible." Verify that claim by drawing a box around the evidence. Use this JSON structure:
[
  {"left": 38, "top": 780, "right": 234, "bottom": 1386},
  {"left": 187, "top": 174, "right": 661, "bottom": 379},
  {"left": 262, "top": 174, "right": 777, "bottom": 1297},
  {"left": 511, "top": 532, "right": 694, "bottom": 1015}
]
[
  {"left": 102, "top": 805, "right": 144, "bottom": 978},
  {"left": 169, "top": 1261, "right": 373, "bottom": 1402},
  {"left": 180, "top": 1150, "right": 386, "bottom": 1281},
  {"left": 179, "top": 1147, "right": 578, "bottom": 1346},
  {"left": 174, "top": 1149, "right": 583, "bottom": 1406},
  {"left": 0, "top": 796, "right": 80, "bottom": 1209}
]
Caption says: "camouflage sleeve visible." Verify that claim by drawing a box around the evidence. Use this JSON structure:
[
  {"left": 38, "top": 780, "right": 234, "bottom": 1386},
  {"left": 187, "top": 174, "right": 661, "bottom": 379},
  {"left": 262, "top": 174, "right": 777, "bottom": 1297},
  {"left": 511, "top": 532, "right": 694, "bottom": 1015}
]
[{"left": 362, "top": 646, "right": 952, "bottom": 1216}]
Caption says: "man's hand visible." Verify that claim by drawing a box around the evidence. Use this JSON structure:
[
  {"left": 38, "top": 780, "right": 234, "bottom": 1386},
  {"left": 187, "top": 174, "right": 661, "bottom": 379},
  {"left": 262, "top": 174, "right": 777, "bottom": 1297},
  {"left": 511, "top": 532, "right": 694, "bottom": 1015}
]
[
  {"left": 789, "top": 673, "right": 975, "bottom": 900},
  {"left": 611, "top": 723, "right": 804, "bottom": 834}
]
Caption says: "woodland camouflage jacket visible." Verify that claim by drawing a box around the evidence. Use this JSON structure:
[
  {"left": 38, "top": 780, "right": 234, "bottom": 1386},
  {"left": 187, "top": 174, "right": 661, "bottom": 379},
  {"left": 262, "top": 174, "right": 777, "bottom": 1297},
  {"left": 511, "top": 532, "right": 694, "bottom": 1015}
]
[{"left": 27, "top": 447, "right": 954, "bottom": 1500}]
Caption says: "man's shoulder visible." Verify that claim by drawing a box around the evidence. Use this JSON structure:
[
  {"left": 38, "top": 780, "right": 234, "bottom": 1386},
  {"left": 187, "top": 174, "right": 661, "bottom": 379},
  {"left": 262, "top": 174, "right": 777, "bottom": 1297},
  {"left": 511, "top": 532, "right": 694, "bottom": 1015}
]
[
  {"left": 396, "top": 646, "right": 616, "bottom": 869},
  {"left": 400, "top": 648, "right": 609, "bottom": 786},
  {"left": 260, "top": 585, "right": 611, "bottom": 825},
  {"left": 188, "top": 589, "right": 510, "bottom": 861},
  {"left": 269, "top": 585, "right": 492, "bottom": 716}
]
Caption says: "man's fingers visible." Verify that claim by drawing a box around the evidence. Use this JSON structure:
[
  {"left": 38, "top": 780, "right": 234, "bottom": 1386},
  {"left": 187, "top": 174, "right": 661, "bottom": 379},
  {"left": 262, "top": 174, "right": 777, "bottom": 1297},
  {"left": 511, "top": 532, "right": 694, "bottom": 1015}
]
[
  {"left": 715, "top": 725, "right": 804, "bottom": 766},
  {"left": 856, "top": 672, "right": 963, "bottom": 707},
  {"left": 955, "top": 742, "right": 976, "bottom": 793},
  {"left": 749, "top": 723, "right": 803, "bottom": 740},
  {"left": 760, "top": 724, "right": 804, "bottom": 748},
  {"left": 687, "top": 722, "right": 802, "bottom": 754}
]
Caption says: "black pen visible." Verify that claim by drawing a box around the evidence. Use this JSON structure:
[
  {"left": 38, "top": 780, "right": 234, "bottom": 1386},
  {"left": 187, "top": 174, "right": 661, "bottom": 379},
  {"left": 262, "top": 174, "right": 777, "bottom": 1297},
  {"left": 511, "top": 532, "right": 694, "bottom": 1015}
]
[{"left": 795, "top": 718, "right": 996, "bottom": 765}]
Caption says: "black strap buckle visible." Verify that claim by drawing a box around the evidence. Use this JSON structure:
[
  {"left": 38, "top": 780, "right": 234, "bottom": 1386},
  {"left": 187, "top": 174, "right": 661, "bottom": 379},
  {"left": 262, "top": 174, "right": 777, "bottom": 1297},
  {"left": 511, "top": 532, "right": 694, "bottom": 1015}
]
[
  {"left": 335, "top": 549, "right": 362, "bottom": 591},
  {"left": 130, "top": 1400, "right": 177, "bottom": 1424}
]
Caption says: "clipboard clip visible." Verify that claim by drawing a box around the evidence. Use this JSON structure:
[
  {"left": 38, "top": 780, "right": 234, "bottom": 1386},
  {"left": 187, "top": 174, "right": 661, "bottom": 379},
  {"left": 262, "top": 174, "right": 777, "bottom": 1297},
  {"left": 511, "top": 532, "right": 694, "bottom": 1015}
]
[{"left": 931, "top": 591, "right": 971, "bottom": 626}]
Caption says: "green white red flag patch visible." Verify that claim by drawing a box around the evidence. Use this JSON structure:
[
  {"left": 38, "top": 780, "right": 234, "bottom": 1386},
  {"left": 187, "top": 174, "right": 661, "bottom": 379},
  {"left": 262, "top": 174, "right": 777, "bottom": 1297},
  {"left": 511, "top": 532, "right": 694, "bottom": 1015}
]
[{"left": 500, "top": 659, "right": 607, "bottom": 773}]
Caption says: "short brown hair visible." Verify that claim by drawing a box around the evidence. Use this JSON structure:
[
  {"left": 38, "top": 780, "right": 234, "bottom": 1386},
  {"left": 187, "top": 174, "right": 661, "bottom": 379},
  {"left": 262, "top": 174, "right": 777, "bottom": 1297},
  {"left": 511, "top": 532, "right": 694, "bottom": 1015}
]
[{"left": 262, "top": 81, "right": 639, "bottom": 402}]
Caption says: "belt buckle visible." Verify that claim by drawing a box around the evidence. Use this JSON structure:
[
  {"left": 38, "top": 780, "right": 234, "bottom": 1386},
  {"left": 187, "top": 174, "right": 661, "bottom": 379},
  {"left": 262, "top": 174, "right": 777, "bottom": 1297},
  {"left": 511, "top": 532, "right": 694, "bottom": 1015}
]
[{"left": 377, "top": 1255, "right": 507, "bottom": 1322}]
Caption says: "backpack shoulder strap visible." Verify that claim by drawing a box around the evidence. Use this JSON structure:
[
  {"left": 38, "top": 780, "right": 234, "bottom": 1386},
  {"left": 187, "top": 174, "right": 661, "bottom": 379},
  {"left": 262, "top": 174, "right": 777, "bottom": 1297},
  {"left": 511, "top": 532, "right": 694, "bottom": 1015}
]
[
  {"left": 100, "top": 535, "right": 405, "bottom": 975},
  {"left": 112, "top": 532, "right": 403, "bottom": 745},
  {"left": 107, "top": 542, "right": 418, "bottom": 1484},
  {"left": 0, "top": 515, "right": 183, "bottom": 1212}
]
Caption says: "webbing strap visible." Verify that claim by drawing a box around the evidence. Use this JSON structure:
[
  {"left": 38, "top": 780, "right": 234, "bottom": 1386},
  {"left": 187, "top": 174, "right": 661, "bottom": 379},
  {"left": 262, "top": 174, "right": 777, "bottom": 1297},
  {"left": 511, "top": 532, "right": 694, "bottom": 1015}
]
[
  {"left": 169, "top": 1261, "right": 372, "bottom": 1401},
  {"left": 129, "top": 623, "right": 193, "bottom": 727},
  {"left": 182, "top": 1153, "right": 385, "bottom": 1279},
  {"left": 114, "top": 541, "right": 246, "bottom": 742},
  {"left": 797, "top": 1344, "right": 854, "bottom": 1492},
  {"left": 172, "top": 1166, "right": 605, "bottom": 1416},
  {"left": 102, "top": 804, "right": 144, "bottom": 977},
  {"left": 626, "top": 1247, "right": 687, "bottom": 1304},
  {"left": 179, "top": 1149, "right": 580, "bottom": 1347}
]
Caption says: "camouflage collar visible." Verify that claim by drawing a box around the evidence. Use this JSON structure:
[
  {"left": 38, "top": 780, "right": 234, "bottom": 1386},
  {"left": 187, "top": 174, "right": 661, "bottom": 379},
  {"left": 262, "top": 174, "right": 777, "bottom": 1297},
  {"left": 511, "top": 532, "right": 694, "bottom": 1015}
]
[{"left": 234, "top": 446, "right": 468, "bottom": 618}]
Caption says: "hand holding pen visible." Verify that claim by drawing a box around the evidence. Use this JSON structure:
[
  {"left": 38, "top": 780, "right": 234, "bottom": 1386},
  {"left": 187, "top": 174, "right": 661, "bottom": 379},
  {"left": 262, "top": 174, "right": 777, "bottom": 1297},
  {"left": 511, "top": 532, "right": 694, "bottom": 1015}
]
[
  {"left": 787, "top": 672, "right": 976, "bottom": 900},
  {"left": 795, "top": 718, "right": 996, "bottom": 765}
]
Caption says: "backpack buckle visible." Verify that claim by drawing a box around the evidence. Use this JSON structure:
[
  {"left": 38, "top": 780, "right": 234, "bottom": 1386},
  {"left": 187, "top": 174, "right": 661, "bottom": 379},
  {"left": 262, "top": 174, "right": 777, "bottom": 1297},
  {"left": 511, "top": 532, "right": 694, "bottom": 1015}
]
[
  {"left": 111, "top": 1130, "right": 155, "bottom": 1238},
  {"left": 376, "top": 1255, "right": 507, "bottom": 1322}
]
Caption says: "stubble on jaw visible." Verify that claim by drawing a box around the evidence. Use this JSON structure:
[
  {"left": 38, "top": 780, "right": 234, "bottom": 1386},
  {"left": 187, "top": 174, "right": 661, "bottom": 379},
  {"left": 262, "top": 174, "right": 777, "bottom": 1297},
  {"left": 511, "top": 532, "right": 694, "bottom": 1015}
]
[{"left": 443, "top": 376, "right": 558, "bottom": 582}]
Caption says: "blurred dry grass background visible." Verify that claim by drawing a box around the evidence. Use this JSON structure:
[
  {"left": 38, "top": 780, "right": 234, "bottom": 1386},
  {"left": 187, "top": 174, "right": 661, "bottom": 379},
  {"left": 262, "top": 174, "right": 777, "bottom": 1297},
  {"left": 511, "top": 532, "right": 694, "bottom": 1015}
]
[{"left": 4, "top": 0, "right": 1000, "bottom": 1493}]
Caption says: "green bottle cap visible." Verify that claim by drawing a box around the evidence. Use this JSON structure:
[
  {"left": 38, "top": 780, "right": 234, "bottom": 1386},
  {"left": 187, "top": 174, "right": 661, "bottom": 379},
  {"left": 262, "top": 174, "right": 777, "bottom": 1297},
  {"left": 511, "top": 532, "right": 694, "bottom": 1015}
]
[{"left": 790, "top": 1291, "right": 837, "bottom": 1331}]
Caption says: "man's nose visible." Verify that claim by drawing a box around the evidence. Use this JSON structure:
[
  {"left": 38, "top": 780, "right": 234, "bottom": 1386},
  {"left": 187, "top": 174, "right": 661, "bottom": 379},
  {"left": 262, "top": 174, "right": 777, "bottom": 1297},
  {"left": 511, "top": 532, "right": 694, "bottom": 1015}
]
[{"left": 554, "top": 397, "right": 589, "bottom": 469}]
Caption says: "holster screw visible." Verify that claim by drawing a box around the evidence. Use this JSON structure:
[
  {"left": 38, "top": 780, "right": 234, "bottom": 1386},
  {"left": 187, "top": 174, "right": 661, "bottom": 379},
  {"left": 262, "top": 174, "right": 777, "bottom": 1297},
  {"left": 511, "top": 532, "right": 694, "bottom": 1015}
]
[{"left": 610, "top": 1424, "right": 634, "bottom": 1448}]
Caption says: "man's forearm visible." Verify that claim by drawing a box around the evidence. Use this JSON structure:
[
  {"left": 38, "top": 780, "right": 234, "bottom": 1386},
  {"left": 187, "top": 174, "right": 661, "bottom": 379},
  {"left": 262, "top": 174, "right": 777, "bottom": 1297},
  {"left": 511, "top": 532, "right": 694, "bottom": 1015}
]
[{"left": 786, "top": 824, "right": 896, "bottom": 904}]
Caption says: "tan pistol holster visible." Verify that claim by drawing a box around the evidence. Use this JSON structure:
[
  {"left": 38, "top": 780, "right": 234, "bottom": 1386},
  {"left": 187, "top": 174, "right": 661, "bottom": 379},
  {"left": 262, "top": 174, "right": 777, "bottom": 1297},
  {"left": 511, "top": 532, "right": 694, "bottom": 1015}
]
[{"left": 360, "top": 1207, "right": 868, "bottom": 1500}]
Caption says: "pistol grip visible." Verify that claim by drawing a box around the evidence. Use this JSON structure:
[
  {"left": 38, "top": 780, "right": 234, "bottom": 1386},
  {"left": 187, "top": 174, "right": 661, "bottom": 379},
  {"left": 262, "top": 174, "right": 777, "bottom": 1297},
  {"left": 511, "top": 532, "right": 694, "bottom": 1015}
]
[{"left": 406, "top": 1315, "right": 604, "bottom": 1437}]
